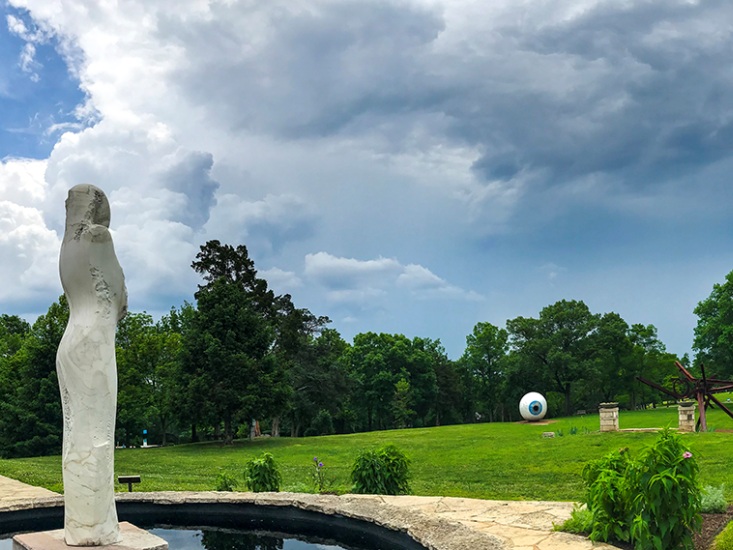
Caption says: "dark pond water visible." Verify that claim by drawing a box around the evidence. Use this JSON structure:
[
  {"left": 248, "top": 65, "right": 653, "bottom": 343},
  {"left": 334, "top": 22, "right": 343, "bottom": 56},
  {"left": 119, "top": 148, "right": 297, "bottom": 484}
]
[{"left": 1, "top": 527, "right": 379, "bottom": 550}]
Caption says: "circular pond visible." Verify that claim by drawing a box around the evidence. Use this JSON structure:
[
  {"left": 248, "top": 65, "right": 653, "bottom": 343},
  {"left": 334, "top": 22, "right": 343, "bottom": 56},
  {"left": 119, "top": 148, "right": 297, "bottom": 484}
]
[{"left": 0, "top": 501, "right": 426, "bottom": 550}]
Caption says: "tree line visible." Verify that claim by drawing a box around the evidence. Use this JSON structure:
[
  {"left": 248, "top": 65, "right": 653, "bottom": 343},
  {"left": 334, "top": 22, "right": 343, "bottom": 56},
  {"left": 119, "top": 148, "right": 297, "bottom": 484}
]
[{"left": 1, "top": 240, "right": 729, "bottom": 457}]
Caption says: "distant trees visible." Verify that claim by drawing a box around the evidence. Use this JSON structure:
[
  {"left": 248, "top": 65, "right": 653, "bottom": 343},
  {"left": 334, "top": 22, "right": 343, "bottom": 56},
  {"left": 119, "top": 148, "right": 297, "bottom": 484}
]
[
  {"left": 0, "top": 239, "right": 698, "bottom": 458},
  {"left": 693, "top": 269, "right": 733, "bottom": 378},
  {"left": 0, "top": 298, "right": 67, "bottom": 457}
]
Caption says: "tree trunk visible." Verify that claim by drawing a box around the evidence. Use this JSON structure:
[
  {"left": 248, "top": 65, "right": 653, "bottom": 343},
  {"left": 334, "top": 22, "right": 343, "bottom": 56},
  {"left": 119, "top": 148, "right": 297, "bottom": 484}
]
[
  {"left": 224, "top": 417, "right": 233, "bottom": 444},
  {"left": 271, "top": 416, "right": 280, "bottom": 437},
  {"left": 160, "top": 414, "right": 168, "bottom": 446},
  {"left": 191, "top": 422, "right": 198, "bottom": 443}
]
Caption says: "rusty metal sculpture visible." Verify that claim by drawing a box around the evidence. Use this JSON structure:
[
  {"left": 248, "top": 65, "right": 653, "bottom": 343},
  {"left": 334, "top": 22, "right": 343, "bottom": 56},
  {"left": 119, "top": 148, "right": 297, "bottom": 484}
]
[{"left": 637, "top": 361, "right": 733, "bottom": 431}]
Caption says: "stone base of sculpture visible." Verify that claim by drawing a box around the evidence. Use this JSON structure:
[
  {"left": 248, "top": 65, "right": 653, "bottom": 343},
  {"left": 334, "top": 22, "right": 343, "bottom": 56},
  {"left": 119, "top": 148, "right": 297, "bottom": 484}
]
[{"left": 13, "top": 522, "right": 168, "bottom": 550}]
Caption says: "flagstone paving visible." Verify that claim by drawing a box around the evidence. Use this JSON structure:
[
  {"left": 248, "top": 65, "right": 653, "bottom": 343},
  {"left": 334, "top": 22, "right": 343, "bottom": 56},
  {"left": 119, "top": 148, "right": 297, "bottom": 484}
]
[{"left": 0, "top": 476, "right": 617, "bottom": 549}]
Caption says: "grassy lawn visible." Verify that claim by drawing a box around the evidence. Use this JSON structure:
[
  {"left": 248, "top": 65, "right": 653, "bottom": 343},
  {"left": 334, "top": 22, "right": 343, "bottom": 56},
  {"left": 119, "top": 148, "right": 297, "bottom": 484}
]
[{"left": 1, "top": 404, "right": 731, "bottom": 502}]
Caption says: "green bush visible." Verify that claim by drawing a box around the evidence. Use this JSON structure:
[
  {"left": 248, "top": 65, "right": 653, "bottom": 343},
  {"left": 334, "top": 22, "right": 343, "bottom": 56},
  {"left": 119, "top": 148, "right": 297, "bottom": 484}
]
[
  {"left": 214, "top": 472, "right": 238, "bottom": 491},
  {"left": 702, "top": 484, "right": 728, "bottom": 514},
  {"left": 244, "top": 452, "right": 281, "bottom": 492},
  {"left": 581, "top": 429, "right": 702, "bottom": 550},
  {"left": 351, "top": 444, "right": 410, "bottom": 495},
  {"left": 555, "top": 504, "right": 593, "bottom": 535},
  {"left": 714, "top": 520, "right": 733, "bottom": 550},
  {"left": 629, "top": 430, "right": 702, "bottom": 550},
  {"left": 582, "top": 448, "right": 632, "bottom": 543}
]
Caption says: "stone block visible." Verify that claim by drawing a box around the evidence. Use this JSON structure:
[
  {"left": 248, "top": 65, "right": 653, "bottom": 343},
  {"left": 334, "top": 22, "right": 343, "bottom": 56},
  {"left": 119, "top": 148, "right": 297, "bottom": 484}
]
[{"left": 13, "top": 522, "right": 168, "bottom": 550}]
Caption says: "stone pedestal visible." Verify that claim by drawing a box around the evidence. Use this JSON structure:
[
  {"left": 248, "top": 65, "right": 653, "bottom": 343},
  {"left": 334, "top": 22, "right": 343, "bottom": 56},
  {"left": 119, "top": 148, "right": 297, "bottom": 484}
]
[
  {"left": 13, "top": 522, "right": 167, "bottom": 550},
  {"left": 678, "top": 401, "right": 696, "bottom": 432},
  {"left": 599, "top": 402, "right": 619, "bottom": 432}
]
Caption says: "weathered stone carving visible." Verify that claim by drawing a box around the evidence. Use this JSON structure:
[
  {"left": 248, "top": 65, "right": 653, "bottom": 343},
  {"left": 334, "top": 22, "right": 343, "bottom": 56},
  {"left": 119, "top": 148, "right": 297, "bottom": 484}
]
[{"left": 56, "top": 184, "right": 127, "bottom": 546}]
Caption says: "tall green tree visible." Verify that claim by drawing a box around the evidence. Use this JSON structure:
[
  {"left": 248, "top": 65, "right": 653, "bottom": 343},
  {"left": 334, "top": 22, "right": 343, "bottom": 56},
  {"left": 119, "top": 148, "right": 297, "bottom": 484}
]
[
  {"left": 583, "top": 312, "right": 634, "bottom": 407},
  {"left": 115, "top": 311, "right": 184, "bottom": 446},
  {"left": 0, "top": 314, "right": 30, "bottom": 359},
  {"left": 0, "top": 298, "right": 68, "bottom": 457},
  {"left": 507, "top": 300, "right": 599, "bottom": 416},
  {"left": 184, "top": 278, "right": 278, "bottom": 443},
  {"left": 459, "top": 322, "right": 508, "bottom": 422},
  {"left": 693, "top": 269, "right": 733, "bottom": 378},
  {"left": 286, "top": 328, "right": 350, "bottom": 437},
  {"left": 346, "top": 332, "right": 440, "bottom": 431}
]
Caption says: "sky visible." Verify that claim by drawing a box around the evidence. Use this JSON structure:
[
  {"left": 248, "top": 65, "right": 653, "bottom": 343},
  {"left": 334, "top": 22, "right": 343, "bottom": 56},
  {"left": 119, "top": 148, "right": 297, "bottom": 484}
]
[{"left": 2, "top": 0, "right": 733, "bottom": 360}]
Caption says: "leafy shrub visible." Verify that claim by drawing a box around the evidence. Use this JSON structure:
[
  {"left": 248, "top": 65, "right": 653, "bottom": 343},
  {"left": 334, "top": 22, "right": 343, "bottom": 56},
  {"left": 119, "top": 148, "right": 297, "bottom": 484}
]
[
  {"left": 244, "top": 452, "right": 281, "bottom": 492},
  {"left": 215, "top": 472, "right": 238, "bottom": 492},
  {"left": 629, "top": 430, "right": 702, "bottom": 550},
  {"left": 581, "top": 429, "right": 702, "bottom": 550},
  {"left": 583, "top": 447, "right": 633, "bottom": 543},
  {"left": 554, "top": 504, "right": 593, "bottom": 535},
  {"left": 714, "top": 520, "right": 733, "bottom": 550},
  {"left": 569, "top": 426, "right": 578, "bottom": 436},
  {"left": 351, "top": 444, "right": 410, "bottom": 495},
  {"left": 702, "top": 484, "right": 728, "bottom": 514}
]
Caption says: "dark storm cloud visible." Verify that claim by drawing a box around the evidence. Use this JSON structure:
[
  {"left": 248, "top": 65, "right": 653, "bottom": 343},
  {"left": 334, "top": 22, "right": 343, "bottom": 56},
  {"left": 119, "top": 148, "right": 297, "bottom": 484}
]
[
  {"left": 157, "top": 1, "right": 447, "bottom": 141},
  {"left": 159, "top": 151, "right": 219, "bottom": 230},
  {"left": 156, "top": 0, "right": 733, "bottom": 193},
  {"left": 461, "top": 0, "right": 733, "bottom": 185}
]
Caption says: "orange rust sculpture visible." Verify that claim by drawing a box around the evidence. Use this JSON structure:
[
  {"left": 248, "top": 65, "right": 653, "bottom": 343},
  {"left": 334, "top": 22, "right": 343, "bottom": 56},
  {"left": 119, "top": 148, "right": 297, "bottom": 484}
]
[{"left": 637, "top": 361, "right": 733, "bottom": 432}]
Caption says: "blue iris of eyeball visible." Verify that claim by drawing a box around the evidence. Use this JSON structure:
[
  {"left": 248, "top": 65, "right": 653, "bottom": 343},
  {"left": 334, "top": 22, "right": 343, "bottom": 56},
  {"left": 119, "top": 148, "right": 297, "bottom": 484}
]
[{"left": 519, "top": 392, "right": 547, "bottom": 421}]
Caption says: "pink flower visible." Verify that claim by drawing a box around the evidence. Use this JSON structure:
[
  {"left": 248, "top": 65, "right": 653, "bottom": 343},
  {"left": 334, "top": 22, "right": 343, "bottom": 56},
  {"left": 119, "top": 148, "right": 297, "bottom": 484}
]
[{"left": 683, "top": 452, "right": 692, "bottom": 459}]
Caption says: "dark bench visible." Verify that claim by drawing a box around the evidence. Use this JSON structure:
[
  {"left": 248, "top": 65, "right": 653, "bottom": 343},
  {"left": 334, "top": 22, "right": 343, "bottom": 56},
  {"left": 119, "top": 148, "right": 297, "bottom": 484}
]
[{"left": 118, "top": 475, "right": 141, "bottom": 492}]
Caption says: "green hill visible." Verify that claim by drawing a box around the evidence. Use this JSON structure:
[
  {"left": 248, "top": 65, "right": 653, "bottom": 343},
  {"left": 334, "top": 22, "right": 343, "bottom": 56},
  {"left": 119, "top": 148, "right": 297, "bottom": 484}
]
[{"left": 2, "top": 405, "right": 731, "bottom": 502}]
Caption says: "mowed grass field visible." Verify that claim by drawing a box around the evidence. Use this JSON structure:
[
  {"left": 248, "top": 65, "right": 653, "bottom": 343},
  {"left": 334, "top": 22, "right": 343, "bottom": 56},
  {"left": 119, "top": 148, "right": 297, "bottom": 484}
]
[{"left": 1, "top": 404, "right": 732, "bottom": 502}]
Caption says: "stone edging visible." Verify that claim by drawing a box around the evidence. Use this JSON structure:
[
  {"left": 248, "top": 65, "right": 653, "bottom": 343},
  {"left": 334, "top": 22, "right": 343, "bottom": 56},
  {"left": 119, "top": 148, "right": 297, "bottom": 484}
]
[{"left": 0, "top": 492, "right": 505, "bottom": 550}]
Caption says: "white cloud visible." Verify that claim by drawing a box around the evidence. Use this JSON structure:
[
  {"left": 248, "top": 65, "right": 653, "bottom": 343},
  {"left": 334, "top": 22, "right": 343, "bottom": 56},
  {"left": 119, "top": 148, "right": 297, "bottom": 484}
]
[
  {"left": 305, "top": 252, "right": 481, "bottom": 305},
  {"left": 3, "top": 0, "right": 733, "bottom": 358},
  {"left": 0, "top": 158, "right": 59, "bottom": 306},
  {"left": 259, "top": 267, "right": 303, "bottom": 294}
]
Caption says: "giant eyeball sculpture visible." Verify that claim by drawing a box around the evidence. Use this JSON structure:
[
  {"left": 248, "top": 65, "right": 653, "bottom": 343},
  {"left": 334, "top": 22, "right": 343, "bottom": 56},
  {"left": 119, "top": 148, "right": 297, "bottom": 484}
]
[{"left": 519, "top": 392, "right": 547, "bottom": 421}]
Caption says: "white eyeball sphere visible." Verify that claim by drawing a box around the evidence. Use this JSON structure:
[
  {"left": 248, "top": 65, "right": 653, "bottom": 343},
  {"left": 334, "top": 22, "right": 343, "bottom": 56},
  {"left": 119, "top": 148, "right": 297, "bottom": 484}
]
[{"left": 519, "top": 392, "right": 547, "bottom": 421}]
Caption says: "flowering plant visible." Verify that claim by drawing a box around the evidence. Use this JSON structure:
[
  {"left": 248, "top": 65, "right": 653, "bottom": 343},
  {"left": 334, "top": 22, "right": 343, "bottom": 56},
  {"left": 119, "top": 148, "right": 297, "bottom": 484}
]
[
  {"left": 581, "top": 429, "right": 701, "bottom": 549},
  {"left": 311, "top": 456, "right": 332, "bottom": 493}
]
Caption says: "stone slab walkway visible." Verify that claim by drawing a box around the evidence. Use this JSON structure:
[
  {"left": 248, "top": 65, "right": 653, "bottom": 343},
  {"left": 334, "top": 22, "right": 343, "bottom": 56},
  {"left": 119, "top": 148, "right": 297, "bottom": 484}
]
[
  {"left": 0, "top": 475, "right": 56, "bottom": 502},
  {"left": 0, "top": 476, "right": 617, "bottom": 549}
]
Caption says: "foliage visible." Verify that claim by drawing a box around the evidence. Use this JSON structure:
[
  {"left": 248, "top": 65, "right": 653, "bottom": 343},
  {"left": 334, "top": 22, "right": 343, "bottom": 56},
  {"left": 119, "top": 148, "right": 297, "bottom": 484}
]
[
  {"left": 714, "top": 520, "right": 733, "bottom": 550},
  {"left": 244, "top": 452, "right": 282, "bottom": 492},
  {"left": 694, "top": 269, "right": 733, "bottom": 378},
  {"left": 391, "top": 378, "right": 416, "bottom": 429},
  {"left": 581, "top": 430, "right": 702, "bottom": 550},
  {"left": 346, "top": 333, "right": 442, "bottom": 432},
  {"left": 308, "top": 409, "right": 334, "bottom": 436},
  {"left": 351, "top": 444, "right": 410, "bottom": 495},
  {"left": 214, "top": 472, "right": 238, "bottom": 491},
  {"left": 702, "top": 484, "right": 728, "bottom": 514},
  {"left": 184, "top": 277, "right": 279, "bottom": 444},
  {"left": 554, "top": 504, "right": 593, "bottom": 535},
  {"left": 0, "top": 297, "right": 67, "bottom": 458},
  {"left": 630, "top": 430, "right": 702, "bottom": 550},
  {"left": 507, "top": 300, "right": 599, "bottom": 416},
  {"left": 582, "top": 448, "right": 633, "bottom": 542},
  {"left": 311, "top": 456, "right": 332, "bottom": 493},
  {"left": 459, "top": 322, "right": 508, "bottom": 422}
]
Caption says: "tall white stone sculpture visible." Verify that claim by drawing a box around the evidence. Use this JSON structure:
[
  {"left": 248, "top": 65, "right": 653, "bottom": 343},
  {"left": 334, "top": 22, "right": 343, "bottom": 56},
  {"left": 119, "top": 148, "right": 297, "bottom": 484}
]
[{"left": 56, "top": 184, "right": 127, "bottom": 546}]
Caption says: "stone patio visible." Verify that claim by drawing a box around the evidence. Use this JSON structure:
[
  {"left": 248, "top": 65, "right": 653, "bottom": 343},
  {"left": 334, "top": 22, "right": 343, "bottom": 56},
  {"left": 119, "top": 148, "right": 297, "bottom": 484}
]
[{"left": 0, "top": 475, "right": 617, "bottom": 549}]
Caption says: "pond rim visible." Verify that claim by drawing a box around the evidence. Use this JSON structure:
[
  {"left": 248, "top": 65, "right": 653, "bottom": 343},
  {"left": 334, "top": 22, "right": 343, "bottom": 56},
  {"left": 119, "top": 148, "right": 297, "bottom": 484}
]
[{"left": 0, "top": 492, "right": 504, "bottom": 550}]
